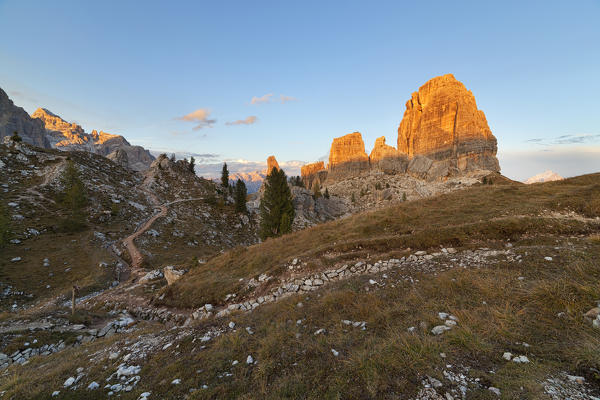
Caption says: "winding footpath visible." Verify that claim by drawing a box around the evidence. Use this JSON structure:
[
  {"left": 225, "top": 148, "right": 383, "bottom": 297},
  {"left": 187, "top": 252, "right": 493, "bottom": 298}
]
[{"left": 121, "top": 176, "right": 204, "bottom": 275}]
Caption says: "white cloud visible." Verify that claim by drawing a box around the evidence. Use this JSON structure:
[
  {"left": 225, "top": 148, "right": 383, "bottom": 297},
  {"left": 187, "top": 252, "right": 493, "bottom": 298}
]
[
  {"left": 225, "top": 116, "right": 258, "bottom": 126},
  {"left": 280, "top": 95, "right": 297, "bottom": 104},
  {"left": 177, "top": 108, "right": 216, "bottom": 130},
  {"left": 250, "top": 93, "right": 273, "bottom": 105}
]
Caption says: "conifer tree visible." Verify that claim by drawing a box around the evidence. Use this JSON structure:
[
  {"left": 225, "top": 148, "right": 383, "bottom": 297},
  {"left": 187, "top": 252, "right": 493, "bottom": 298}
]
[
  {"left": 60, "top": 160, "right": 88, "bottom": 232},
  {"left": 235, "top": 179, "right": 247, "bottom": 213},
  {"left": 259, "top": 168, "right": 294, "bottom": 240},
  {"left": 10, "top": 131, "right": 22, "bottom": 143},
  {"left": 221, "top": 162, "right": 229, "bottom": 188},
  {"left": 189, "top": 156, "right": 195, "bottom": 173}
]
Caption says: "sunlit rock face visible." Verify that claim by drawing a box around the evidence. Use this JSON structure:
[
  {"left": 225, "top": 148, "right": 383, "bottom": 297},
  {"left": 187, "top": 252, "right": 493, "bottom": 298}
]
[
  {"left": 369, "top": 136, "right": 408, "bottom": 174},
  {"left": 266, "top": 155, "right": 281, "bottom": 175},
  {"left": 301, "top": 161, "right": 327, "bottom": 190},
  {"left": 31, "top": 108, "right": 91, "bottom": 150},
  {"left": 397, "top": 74, "right": 499, "bottom": 174},
  {"left": 327, "top": 132, "right": 370, "bottom": 180},
  {"left": 301, "top": 74, "right": 500, "bottom": 183}
]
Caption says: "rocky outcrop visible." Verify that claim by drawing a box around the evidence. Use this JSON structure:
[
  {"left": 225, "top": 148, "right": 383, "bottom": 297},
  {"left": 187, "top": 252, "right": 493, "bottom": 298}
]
[
  {"left": 0, "top": 89, "right": 50, "bottom": 148},
  {"left": 327, "top": 132, "right": 370, "bottom": 180},
  {"left": 107, "top": 148, "right": 129, "bottom": 169},
  {"left": 369, "top": 136, "right": 408, "bottom": 174},
  {"left": 266, "top": 155, "right": 280, "bottom": 175},
  {"left": 301, "top": 161, "right": 327, "bottom": 190},
  {"left": 291, "top": 186, "right": 348, "bottom": 229},
  {"left": 109, "top": 144, "right": 154, "bottom": 172},
  {"left": 163, "top": 266, "right": 186, "bottom": 285},
  {"left": 397, "top": 74, "right": 499, "bottom": 175}
]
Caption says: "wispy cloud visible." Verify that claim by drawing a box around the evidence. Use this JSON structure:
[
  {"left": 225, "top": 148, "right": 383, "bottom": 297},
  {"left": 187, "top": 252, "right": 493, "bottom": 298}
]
[
  {"left": 524, "top": 133, "right": 600, "bottom": 146},
  {"left": 225, "top": 116, "right": 258, "bottom": 126},
  {"left": 149, "top": 149, "right": 219, "bottom": 162},
  {"left": 177, "top": 108, "right": 216, "bottom": 130},
  {"left": 280, "top": 95, "right": 297, "bottom": 104},
  {"left": 9, "top": 90, "right": 38, "bottom": 103},
  {"left": 250, "top": 93, "right": 273, "bottom": 105}
]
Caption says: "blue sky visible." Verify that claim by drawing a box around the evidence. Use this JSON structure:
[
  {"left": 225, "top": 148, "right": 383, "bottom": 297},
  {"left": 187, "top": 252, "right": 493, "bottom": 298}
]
[{"left": 1, "top": 0, "right": 599, "bottom": 180}]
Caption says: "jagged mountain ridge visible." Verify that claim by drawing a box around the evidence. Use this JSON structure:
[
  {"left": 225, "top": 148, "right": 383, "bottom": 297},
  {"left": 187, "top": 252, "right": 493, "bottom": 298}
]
[
  {"left": 0, "top": 88, "right": 154, "bottom": 171},
  {"left": 228, "top": 171, "right": 266, "bottom": 193}
]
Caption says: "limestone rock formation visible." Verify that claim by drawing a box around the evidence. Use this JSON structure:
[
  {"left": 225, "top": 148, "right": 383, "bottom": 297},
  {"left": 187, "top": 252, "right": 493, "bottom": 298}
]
[
  {"left": 31, "top": 108, "right": 91, "bottom": 150},
  {"left": 301, "top": 74, "right": 500, "bottom": 184},
  {"left": 31, "top": 107, "right": 154, "bottom": 171},
  {"left": 369, "top": 136, "right": 408, "bottom": 174},
  {"left": 0, "top": 89, "right": 50, "bottom": 148},
  {"left": 107, "top": 148, "right": 129, "bottom": 169},
  {"left": 0, "top": 90, "right": 154, "bottom": 171},
  {"left": 328, "top": 132, "right": 370, "bottom": 180},
  {"left": 397, "top": 74, "right": 499, "bottom": 175},
  {"left": 291, "top": 186, "right": 348, "bottom": 229},
  {"left": 266, "top": 155, "right": 280, "bottom": 175},
  {"left": 301, "top": 161, "right": 327, "bottom": 190}
]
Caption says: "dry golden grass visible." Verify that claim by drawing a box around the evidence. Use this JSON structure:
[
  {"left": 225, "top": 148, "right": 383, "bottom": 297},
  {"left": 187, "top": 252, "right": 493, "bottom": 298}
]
[{"left": 162, "top": 173, "right": 600, "bottom": 309}]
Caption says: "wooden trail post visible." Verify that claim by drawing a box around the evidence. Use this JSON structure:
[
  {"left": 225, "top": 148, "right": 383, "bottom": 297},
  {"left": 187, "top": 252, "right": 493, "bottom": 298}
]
[{"left": 71, "top": 285, "right": 80, "bottom": 316}]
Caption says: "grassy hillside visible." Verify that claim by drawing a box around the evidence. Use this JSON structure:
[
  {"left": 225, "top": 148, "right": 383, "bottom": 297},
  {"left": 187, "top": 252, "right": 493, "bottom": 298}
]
[
  {"left": 161, "top": 173, "right": 600, "bottom": 309},
  {"left": 1, "top": 174, "right": 600, "bottom": 399}
]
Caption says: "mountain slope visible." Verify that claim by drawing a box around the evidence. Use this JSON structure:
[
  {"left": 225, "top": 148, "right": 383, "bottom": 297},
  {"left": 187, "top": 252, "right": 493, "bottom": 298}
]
[
  {"left": 31, "top": 107, "right": 155, "bottom": 171},
  {"left": 0, "top": 88, "right": 154, "bottom": 171},
  {"left": 1, "top": 139, "right": 600, "bottom": 398}
]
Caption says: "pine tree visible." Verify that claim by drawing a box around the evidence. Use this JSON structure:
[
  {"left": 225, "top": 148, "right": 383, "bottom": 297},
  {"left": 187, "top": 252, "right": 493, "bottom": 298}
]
[
  {"left": 59, "top": 160, "right": 88, "bottom": 232},
  {"left": 189, "top": 156, "right": 196, "bottom": 173},
  {"left": 221, "top": 162, "right": 229, "bottom": 188},
  {"left": 324, "top": 188, "right": 330, "bottom": 199},
  {"left": 10, "top": 131, "right": 22, "bottom": 143},
  {"left": 0, "top": 202, "right": 11, "bottom": 247},
  {"left": 259, "top": 168, "right": 294, "bottom": 240},
  {"left": 235, "top": 179, "right": 247, "bottom": 213}
]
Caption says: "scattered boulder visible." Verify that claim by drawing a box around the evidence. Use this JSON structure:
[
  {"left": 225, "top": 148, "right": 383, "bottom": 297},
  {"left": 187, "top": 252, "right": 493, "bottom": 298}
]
[{"left": 163, "top": 266, "right": 186, "bottom": 285}]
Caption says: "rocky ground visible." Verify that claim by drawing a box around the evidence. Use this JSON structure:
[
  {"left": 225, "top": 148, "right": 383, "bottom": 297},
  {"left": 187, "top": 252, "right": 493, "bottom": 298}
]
[{"left": 323, "top": 168, "right": 504, "bottom": 213}]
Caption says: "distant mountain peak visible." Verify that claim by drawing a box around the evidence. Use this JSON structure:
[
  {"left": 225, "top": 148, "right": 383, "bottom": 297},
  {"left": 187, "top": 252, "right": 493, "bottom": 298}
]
[{"left": 524, "top": 170, "right": 564, "bottom": 184}]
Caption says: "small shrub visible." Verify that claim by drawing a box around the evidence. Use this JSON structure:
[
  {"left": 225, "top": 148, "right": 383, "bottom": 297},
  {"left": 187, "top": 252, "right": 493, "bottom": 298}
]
[{"left": 0, "top": 203, "right": 11, "bottom": 247}]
